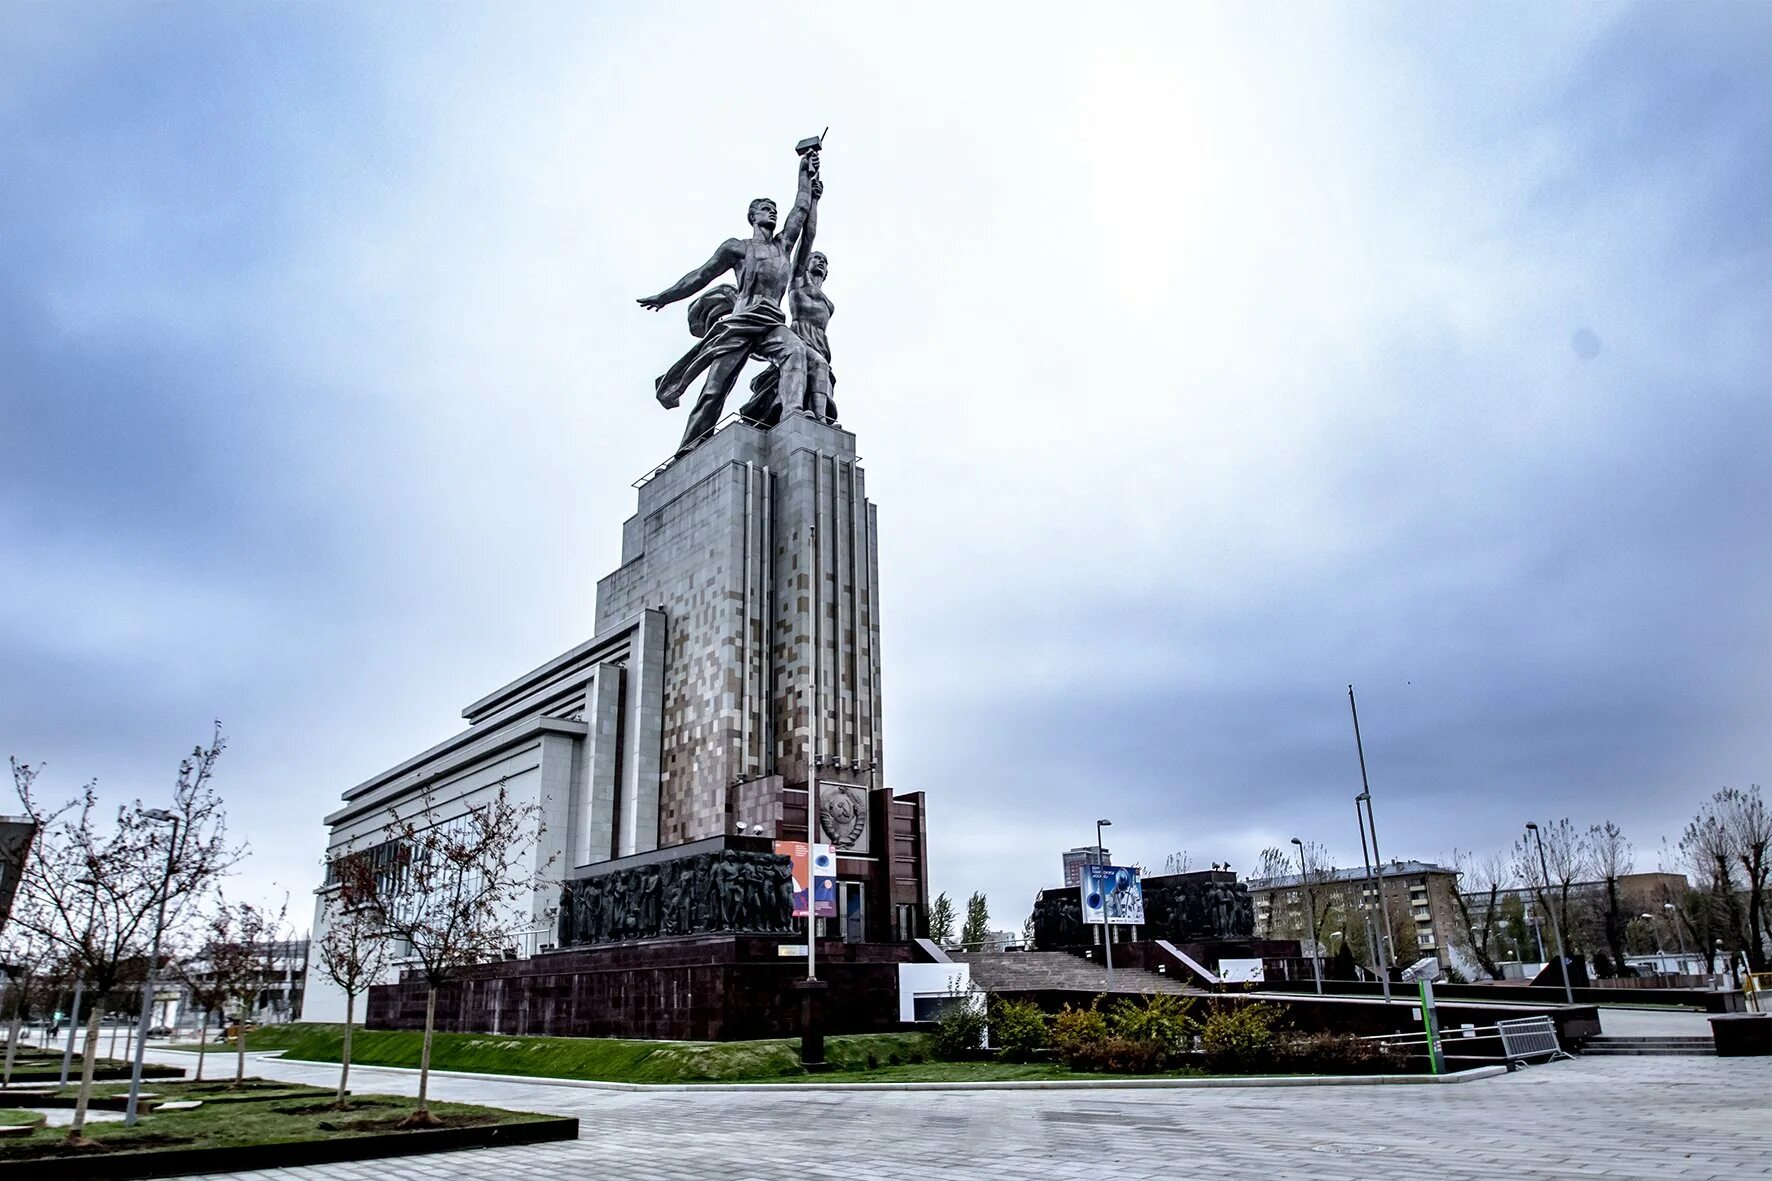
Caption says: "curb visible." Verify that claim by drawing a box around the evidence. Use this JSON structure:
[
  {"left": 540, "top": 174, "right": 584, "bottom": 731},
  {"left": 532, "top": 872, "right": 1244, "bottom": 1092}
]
[{"left": 154, "top": 1050, "right": 1509, "bottom": 1094}]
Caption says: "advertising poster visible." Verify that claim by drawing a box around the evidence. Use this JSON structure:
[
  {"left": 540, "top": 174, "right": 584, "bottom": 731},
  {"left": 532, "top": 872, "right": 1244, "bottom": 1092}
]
[
  {"left": 1079, "top": 864, "right": 1145, "bottom": 926},
  {"left": 774, "top": 840, "right": 838, "bottom": 918}
]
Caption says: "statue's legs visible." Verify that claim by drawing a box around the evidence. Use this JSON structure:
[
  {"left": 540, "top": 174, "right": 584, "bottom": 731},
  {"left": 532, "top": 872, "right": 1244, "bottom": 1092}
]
[
  {"left": 676, "top": 351, "right": 746, "bottom": 456},
  {"left": 737, "top": 328, "right": 811, "bottom": 426}
]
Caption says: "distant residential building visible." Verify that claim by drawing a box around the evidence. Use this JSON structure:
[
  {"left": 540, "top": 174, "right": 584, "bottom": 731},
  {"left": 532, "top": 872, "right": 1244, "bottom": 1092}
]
[
  {"left": 1062, "top": 846, "right": 1111, "bottom": 887},
  {"left": 1247, "top": 860, "right": 1462, "bottom": 968}
]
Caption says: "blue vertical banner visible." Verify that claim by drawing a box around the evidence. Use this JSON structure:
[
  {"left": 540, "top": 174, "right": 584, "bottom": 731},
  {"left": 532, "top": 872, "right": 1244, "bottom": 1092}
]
[
  {"left": 1079, "top": 864, "right": 1145, "bottom": 926},
  {"left": 811, "top": 842, "right": 837, "bottom": 917}
]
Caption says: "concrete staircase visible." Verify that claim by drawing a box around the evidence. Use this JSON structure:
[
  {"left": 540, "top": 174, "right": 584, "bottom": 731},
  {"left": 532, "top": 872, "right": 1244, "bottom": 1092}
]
[
  {"left": 950, "top": 950, "right": 1197, "bottom": 997},
  {"left": 1582, "top": 1035, "right": 1714, "bottom": 1057}
]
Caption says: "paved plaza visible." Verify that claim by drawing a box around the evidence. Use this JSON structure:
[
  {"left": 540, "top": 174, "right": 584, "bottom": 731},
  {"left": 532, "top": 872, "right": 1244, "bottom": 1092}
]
[{"left": 144, "top": 1046, "right": 1770, "bottom": 1181}]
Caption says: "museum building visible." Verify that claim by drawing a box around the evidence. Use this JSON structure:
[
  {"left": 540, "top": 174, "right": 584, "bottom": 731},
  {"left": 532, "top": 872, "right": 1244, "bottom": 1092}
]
[{"left": 301, "top": 413, "right": 932, "bottom": 1039}]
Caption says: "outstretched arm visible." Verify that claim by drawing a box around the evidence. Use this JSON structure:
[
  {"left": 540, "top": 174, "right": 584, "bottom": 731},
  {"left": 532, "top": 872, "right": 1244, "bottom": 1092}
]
[
  {"left": 638, "top": 240, "right": 743, "bottom": 310},
  {"left": 779, "top": 150, "right": 819, "bottom": 255}
]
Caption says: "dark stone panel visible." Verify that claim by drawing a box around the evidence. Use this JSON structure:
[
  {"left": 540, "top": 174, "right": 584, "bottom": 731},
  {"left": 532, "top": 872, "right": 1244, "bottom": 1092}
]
[{"left": 366, "top": 936, "right": 912, "bottom": 1042}]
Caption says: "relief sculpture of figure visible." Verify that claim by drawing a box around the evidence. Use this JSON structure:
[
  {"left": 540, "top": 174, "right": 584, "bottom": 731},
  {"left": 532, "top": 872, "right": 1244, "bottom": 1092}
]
[{"left": 638, "top": 145, "right": 823, "bottom": 457}]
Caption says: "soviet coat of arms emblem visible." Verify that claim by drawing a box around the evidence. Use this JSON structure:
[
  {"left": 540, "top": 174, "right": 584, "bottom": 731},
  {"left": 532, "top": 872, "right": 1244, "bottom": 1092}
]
[{"left": 817, "top": 783, "right": 868, "bottom": 851}]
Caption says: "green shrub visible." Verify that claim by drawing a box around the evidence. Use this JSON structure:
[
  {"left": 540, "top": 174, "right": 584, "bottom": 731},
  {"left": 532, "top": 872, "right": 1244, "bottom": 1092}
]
[
  {"left": 988, "top": 997, "right": 1049, "bottom": 1062},
  {"left": 1269, "top": 1032, "right": 1406, "bottom": 1075},
  {"left": 930, "top": 997, "right": 987, "bottom": 1060},
  {"left": 1108, "top": 993, "right": 1194, "bottom": 1052},
  {"left": 1050, "top": 1003, "right": 1110, "bottom": 1066},
  {"left": 1196, "top": 1001, "right": 1278, "bottom": 1072}
]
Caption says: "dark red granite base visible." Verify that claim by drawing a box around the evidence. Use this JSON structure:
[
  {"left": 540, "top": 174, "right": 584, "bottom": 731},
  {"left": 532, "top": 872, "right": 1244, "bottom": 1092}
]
[{"left": 366, "top": 936, "right": 913, "bottom": 1041}]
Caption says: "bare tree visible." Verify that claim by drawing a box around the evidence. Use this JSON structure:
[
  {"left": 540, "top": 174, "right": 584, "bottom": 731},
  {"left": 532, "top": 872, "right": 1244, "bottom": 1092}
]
[
  {"left": 8, "top": 731, "right": 239, "bottom": 1143},
  {"left": 1512, "top": 818, "right": 1591, "bottom": 957},
  {"left": 168, "top": 948, "right": 231, "bottom": 1082},
  {"left": 203, "top": 895, "right": 289, "bottom": 1087},
  {"left": 1256, "top": 843, "right": 1338, "bottom": 952},
  {"left": 1717, "top": 786, "right": 1770, "bottom": 972},
  {"left": 1447, "top": 849, "right": 1511, "bottom": 980},
  {"left": 1589, "top": 822, "right": 1634, "bottom": 974},
  {"left": 1681, "top": 803, "right": 1745, "bottom": 973},
  {"left": 0, "top": 929, "right": 52, "bottom": 1085},
  {"left": 1162, "top": 850, "right": 1192, "bottom": 874},
  {"left": 315, "top": 860, "right": 392, "bottom": 1108},
  {"left": 1255, "top": 847, "right": 1292, "bottom": 938},
  {"left": 334, "top": 783, "right": 547, "bottom": 1125},
  {"left": 1681, "top": 786, "right": 1770, "bottom": 973}
]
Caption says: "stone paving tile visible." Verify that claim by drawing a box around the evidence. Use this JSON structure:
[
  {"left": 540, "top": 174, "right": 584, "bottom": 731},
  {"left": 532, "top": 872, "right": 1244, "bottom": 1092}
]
[{"left": 142, "top": 1049, "right": 1772, "bottom": 1181}]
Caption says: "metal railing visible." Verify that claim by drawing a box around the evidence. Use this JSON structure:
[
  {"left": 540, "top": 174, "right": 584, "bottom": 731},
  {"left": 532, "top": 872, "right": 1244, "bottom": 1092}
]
[{"left": 1358, "top": 1015, "right": 1569, "bottom": 1067}]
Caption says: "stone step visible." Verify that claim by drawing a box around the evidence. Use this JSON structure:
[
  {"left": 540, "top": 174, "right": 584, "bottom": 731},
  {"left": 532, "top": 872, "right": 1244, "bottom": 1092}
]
[
  {"left": 1587, "top": 1036, "right": 1713, "bottom": 1047},
  {"left": 949, "top": 950, "right": 1197, "bottom": 997}
]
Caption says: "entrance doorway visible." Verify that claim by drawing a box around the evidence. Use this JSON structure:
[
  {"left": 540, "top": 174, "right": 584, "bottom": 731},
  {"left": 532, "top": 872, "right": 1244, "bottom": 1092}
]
[{"left": 839, "top": 881, "right": 866, "bottom": 943}]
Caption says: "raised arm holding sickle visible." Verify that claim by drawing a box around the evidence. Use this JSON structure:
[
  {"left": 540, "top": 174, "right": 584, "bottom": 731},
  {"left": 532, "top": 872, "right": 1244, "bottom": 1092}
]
[{"left": 638, "top": 147, "right": 822, "bottom": 457}]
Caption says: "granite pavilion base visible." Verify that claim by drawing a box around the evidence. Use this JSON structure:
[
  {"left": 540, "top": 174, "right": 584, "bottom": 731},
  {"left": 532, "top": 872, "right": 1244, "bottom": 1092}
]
[{"left": 366, "top": 935, "right": 914, "bottom": 1042}]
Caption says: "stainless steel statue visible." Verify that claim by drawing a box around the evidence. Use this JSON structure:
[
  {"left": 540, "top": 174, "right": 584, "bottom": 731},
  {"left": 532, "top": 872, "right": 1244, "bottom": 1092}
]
[{"left": 638, "top": 137, "right": 838, "bottom": 456}]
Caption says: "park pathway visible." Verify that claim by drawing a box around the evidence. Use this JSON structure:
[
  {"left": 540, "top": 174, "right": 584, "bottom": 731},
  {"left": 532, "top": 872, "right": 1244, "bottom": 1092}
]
[{"left": 131, "top": 1043, "right": 1772, "bottom": 1181}]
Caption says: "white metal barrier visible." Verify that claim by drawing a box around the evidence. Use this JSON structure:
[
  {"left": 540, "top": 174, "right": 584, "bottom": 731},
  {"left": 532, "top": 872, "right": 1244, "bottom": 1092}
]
[{"left": 1497, "top": 1015, "right": 1569, "bottom": 1063}]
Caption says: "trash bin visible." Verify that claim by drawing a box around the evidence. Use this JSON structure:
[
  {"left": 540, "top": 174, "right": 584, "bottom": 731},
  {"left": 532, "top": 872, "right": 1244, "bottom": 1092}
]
[{"left": 1708, "top": 1013, "right": 1772, "bottom": 1057}]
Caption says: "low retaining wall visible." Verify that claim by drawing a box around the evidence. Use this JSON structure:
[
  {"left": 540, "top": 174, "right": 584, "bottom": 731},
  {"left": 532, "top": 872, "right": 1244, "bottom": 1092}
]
[
  {"left": 0, "top": 1115, "right": 579, "bottom": 1181},
  {"left": 1256, "top": 977, "right": 1733, "bottom": 1011},
  {"left": 368, "top": 935, "right": 912, "bottom": 1041}
]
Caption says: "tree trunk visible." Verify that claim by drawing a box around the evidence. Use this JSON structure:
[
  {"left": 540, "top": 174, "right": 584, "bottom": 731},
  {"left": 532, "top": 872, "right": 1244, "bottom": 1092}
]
[
  {"left": 337, "top": 991, "right": 354, "bottom": 1107},
  {"left": 234, "top": 999, "right": 247, "bottom": 1086},
  {"left": 1746, "top": 862, "right": 1768, "bottom": 973},
  {"left": 194, "top": 1015, "right": 208, "bottom": 1082},
  {"left": 416, "top": 986, "right": 436, "bottom": 1115},
  {"left": 3, "top": 1011, "right": 22, "bottom": 1086},
  {"left": 67, "top": 996, "right": 106, "bottom": 1143}
]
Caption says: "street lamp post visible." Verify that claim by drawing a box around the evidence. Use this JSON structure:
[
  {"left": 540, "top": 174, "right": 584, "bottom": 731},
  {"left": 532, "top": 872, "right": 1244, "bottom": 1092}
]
[
  {"left": 1290, "top": 837, "right": 1323, "bottom": 995},
  {"left": 1524, "top": 822, "right": 1574, "bottom": 1005},
  {"left": 1095, "top": 819, "right": 1114, "bottom": 993},
  {"left": 1664, "top": 901, "right": 1690, "bottom": 973},
  {"left": 125, "top": 808, "right": 181, "bottom": 1127}
]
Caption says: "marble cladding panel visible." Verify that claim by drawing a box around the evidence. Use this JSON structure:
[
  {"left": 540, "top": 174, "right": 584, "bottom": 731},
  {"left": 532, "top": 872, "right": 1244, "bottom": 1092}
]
[
  {"left": 593, "top": 418, "right": 880, "bottom": 858},
  {"left": 765, "top": 439, "right": 882, "bottom": 789}
]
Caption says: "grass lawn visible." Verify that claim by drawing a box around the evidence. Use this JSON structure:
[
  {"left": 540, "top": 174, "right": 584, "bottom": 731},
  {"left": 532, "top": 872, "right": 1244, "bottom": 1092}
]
[
  {"left": 171, "top": 1025, "right": 1255, "bottom": 1086},
  {"left": 0, "top": 1080, "right": 555, "bottom": 1164},
  {"left": 0, "top": 1109, "right": 45, "bottom": 1126},
  {"left": 72, "top": 1079, "right": 339, "bottom": 1103},
  {"left": 185, "top": 1024, "right": 939, "bottom": 1084}
]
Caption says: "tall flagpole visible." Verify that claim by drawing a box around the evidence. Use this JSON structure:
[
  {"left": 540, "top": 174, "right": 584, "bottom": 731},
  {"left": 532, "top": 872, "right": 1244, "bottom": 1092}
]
[
  {"left": 807, "top": 521, "right": 819, "bottom": 983},
  {"left": 1349, "top": 684, "right": 1397, "bottom": 1001}
]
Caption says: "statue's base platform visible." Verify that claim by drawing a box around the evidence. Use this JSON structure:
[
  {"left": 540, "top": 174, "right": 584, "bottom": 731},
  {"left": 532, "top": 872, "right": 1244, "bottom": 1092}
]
[{"left": 366, "top": 935, "right": 914, "bottom": 1042}]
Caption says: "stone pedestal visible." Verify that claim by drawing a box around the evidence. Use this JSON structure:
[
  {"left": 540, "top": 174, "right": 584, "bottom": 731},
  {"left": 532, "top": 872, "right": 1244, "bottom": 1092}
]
[{"left": 595, "top": 415, "right": 883, "bottom": 851}]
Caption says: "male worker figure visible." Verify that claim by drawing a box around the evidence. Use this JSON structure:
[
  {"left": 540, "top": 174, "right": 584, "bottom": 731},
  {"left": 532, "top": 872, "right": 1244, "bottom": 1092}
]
[{"left": 638, "top": 146, "right": 821, "bottom": 457}]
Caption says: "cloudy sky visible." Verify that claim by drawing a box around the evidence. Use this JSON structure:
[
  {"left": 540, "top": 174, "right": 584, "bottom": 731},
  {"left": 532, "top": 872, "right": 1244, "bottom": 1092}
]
[{"left": 4, "top": 2, "right": 1767, "bottom": 932}]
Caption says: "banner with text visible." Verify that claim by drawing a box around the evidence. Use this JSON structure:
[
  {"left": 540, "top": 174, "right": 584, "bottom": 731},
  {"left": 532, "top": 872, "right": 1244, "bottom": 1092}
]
[{"left": 1079, "top": 864, "right": 1145, "bottom": 926}]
